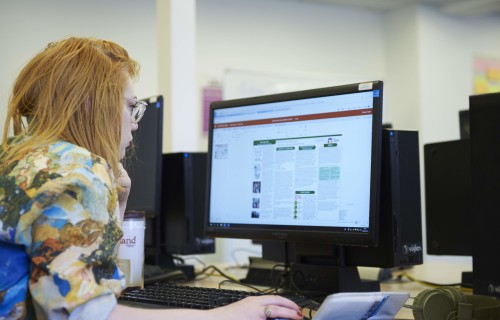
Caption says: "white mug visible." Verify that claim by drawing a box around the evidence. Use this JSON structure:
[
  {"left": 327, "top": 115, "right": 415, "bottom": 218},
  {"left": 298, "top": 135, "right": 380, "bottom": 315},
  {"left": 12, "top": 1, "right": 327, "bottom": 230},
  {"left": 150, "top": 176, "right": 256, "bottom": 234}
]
[{"left": 118, "top": 211, "right": 146, "bottom": 289}]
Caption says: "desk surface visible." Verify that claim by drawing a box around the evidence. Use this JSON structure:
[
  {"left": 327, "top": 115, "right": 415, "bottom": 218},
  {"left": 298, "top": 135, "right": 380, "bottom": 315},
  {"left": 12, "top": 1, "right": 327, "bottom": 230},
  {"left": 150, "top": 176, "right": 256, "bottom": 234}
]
[{"left": 175, "top": 260, "right": 473, "bottom": 320}]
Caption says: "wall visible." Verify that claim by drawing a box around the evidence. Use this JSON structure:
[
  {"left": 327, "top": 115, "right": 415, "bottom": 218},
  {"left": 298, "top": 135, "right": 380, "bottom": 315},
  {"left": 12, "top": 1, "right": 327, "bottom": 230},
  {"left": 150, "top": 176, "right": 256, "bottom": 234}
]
[
  {"left": 418, "top": 6, "right": 500, "bottom": 145},
  {"left": 157, "top": 0, "right": 199, "bottom": 153},
  {"left": 196, "top": 0, "right": 387, "bottom": 150},
  {"left": 384, "top": 6, "right": 421, "bottom": 132},
  {"left": 0, "top": 0, "right": 158, "bottom": 136}
]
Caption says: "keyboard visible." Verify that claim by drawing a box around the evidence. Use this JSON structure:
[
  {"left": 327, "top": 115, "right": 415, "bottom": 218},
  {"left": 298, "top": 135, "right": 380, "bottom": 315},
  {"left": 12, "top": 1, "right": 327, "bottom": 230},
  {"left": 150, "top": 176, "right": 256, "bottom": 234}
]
[{"left": 119, "top": 282, "right": 315, "bottom": 310}]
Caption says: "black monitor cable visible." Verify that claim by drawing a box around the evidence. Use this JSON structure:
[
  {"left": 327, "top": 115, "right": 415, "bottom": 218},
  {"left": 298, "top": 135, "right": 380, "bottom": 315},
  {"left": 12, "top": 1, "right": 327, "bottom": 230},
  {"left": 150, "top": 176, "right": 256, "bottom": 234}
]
[{"left": 180, "top": 255, "right": 207, "bottom": 270}]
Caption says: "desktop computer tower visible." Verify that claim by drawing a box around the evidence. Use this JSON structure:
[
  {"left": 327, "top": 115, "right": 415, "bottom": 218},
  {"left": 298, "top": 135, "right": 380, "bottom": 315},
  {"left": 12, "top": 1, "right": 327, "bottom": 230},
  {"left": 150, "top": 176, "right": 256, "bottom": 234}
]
[
  {"left": 470, "top": 92, "right": 500, "bottom": 298},
  {"left": 347, "top": 129, "right": 423, "bottom": 267},
  {"left": 161, "top": 152, "right": 215, "bottom": 255}
]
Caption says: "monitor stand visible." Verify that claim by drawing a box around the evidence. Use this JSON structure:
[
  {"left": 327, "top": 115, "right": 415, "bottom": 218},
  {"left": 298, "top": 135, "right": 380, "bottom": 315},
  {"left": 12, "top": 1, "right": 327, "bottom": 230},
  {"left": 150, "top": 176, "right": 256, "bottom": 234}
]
[
  {"left": 245, "top": 242, "right": 380, "bottom": 301},
  {"left": 462, "top": 271, "right": 473, "bottom": 288},
  {"left": 289, "top": 263, "right": 380, "bottom": 301},
  {"left": 145, "top": 252, "right": 195, "bottom": 280},
  {"left": 240, "top": 257, "right": 287, "bottom": 287}
]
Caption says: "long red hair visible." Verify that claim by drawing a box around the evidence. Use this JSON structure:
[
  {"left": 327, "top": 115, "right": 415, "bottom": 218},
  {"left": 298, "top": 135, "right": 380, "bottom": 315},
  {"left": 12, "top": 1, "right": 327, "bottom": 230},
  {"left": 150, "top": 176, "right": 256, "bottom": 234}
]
[{"left": 1, "top": 37, "right": 140, "bottom": 178}]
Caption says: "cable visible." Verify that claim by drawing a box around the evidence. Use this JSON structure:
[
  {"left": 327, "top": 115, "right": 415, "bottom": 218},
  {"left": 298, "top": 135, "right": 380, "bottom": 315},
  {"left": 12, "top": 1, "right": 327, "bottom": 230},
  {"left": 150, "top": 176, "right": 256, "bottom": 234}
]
[
  {"left": 180, "top": 255, "right": 207, "bottom": 269},
  {"left": 197, "top": 264, "right": 287, "bottom": 293},
  {"left": 218, "top": 279, "right": 267, "bottom": 292},
  {"left": 270, "top": 263, "right": 289, "bottom": 293},
  {"left": 230, "top": 248, "right": 262, "bottom": 267},
  {"left": 171, "top": 255, "right": 185, "bottom": 265},
  {"left": 196, "top": 265, "right": 241, "bottom": 283},
  {"left": 398, "top": 272, "right": 463, "bottom": 288}
]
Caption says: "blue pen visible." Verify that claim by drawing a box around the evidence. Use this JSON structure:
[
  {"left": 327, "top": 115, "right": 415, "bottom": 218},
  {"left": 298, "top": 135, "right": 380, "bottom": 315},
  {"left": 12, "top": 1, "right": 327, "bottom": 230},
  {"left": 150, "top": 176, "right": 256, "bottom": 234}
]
[{"left": 361, "top": 295, "right": 390, "bottom": 320}]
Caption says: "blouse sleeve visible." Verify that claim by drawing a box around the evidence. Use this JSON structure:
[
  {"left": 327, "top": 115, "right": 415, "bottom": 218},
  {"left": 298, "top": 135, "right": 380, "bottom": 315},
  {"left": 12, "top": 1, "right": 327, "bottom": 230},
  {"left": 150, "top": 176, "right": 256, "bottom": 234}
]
[{"left": 24, "top": 158, "right": 124, "bottom": 320}]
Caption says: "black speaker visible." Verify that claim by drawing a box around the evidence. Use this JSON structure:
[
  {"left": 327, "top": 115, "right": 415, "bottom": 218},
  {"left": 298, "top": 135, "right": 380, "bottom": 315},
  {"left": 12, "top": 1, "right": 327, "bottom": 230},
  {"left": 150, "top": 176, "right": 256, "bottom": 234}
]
[
  {"left": 470, "top": 92, "right": 500, "bottom": 298},
  {"left": 424, "top": 139, "right": 472, "bottom": 257},
  {"left": 161, "top": 152, "right": 215, "bottom": 255},
  {"left": 347, "top": 129, "right": 423, "bottom": 267}
]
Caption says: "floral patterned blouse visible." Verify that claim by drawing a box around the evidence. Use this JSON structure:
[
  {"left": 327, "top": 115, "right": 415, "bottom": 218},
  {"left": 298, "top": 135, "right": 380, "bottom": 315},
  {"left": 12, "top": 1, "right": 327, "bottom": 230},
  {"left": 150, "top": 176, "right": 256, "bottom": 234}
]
[{"left": 0, "top": 140, "right": 124, "bottom": 319}]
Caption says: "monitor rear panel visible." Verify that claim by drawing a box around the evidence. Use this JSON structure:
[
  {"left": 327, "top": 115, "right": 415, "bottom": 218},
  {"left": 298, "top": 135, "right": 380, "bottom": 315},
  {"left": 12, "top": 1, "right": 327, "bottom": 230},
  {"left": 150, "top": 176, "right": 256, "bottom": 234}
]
[
  {"left": 470, "top": 92, "right": 500, "bottom": 297},
  {"left": 424, "top": 139, "right": 472, "bottom": 256},
  {"left": 162, "top": 152, "right": 215, "bottom": 255}
]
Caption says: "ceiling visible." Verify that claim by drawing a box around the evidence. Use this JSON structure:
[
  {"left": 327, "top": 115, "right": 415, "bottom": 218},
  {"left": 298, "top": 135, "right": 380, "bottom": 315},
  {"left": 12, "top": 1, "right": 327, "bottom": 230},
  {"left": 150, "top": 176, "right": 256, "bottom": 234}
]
[{"left": 287, "top": 0, "right": 500, "bottom": 17}]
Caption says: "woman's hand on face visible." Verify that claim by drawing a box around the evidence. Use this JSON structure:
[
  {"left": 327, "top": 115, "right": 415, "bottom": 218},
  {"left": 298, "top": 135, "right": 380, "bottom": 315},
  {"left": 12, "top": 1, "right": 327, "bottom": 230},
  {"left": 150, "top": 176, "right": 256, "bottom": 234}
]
[
  {"left": 208, "top": 295, "right": 303, "bottom": 320},
  {"left": 117, "top": 162, "right": 131, "bottom": 216}
]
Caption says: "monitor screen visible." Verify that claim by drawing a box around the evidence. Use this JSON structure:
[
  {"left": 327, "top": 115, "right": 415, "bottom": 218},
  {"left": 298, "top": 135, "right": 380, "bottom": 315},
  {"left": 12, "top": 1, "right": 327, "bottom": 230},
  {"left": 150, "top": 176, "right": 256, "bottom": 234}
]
[{"left": 205, "top": 81, "right": 383, "bottom": 246}]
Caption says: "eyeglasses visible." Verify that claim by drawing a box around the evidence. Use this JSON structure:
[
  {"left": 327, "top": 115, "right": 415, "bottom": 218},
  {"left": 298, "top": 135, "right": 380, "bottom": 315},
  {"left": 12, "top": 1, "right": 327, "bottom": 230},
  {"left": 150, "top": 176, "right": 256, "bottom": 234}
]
[{"left": 126, "top": 97, "right": 147, "bottom": 124}]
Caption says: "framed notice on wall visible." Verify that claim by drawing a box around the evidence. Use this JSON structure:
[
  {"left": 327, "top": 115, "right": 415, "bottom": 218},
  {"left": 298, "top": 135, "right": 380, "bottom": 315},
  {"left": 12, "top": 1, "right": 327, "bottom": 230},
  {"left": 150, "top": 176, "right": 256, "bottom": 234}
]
[
  {"left": 473, "top": 56, "right": 500, "bottom": 94},
  {"left": 202, "top": 85, "right": 223, "bottom": 134}
]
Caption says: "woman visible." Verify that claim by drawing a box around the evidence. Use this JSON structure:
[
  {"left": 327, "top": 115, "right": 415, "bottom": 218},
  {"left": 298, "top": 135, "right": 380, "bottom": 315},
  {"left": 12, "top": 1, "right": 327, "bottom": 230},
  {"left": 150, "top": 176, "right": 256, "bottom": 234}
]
[{"left": 0, "top": 37, "right": 302, "bottom": 320}]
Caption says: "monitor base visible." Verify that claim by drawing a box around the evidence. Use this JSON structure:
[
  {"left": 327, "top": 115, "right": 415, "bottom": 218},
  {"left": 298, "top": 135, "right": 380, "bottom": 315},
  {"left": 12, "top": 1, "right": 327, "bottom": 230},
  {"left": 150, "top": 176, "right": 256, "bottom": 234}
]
[
  {"left": 240, "top": 257, "right": 287, "bottom": 287},
  {"left": 290, "top": 263, "right": 381, "bottom": 301},
  {"left": 462, "top": 271, "right": 473, "bottom": 288}
]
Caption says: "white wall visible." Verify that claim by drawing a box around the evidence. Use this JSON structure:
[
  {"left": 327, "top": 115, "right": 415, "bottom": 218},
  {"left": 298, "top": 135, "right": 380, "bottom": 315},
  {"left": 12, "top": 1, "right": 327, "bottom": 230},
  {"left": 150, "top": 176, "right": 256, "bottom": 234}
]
[
  {"left": 418, "top": 6, "right": 500, "bottom": 145},
  {"left": 384, "top": 6, "right": 421, "bottom": 131},
  {"left": 196, "top": 0, "right": 387, "bottom": 150},
  {"left": 0, "top": 0, "right": 158, "bottom": 136},
  {"left": 157, "top": 0, "right": 199, "bottom": 153}
]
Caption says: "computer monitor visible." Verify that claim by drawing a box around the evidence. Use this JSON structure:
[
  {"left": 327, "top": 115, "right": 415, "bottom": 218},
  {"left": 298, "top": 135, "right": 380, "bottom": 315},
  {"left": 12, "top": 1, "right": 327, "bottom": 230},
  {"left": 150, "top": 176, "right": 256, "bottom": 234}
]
[
  {"left": 161, "top": 152, "right": 215, "bottom": 256},
  {"left": 125, "top": 96, "right": 163, "bottom": 217},
  {"left": 124, "top": 95, "right": 163, "bottom": 256},
  {"left": 205, "top": 81, "right": 385, "bottom": 296},
  {"left": 125, "top": 96, "right": 213, "bottom": 278}
]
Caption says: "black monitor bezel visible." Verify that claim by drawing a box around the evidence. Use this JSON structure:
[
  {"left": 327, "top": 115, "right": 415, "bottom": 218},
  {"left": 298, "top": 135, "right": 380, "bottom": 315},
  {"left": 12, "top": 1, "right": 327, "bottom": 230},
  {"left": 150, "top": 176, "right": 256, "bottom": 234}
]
[
  {"left": 125, "top": 95, "right": 163, "bottom": 218},
  {"left": 204, "top": 81, "right": 383, "bottom": 246}
]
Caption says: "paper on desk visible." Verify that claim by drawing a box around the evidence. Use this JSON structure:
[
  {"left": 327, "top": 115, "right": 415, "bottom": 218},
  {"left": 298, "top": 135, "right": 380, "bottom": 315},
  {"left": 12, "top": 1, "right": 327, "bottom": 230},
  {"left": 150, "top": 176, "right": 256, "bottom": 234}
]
[{"left": 313, "top": 291, "right": 410, "bottom": 320}]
